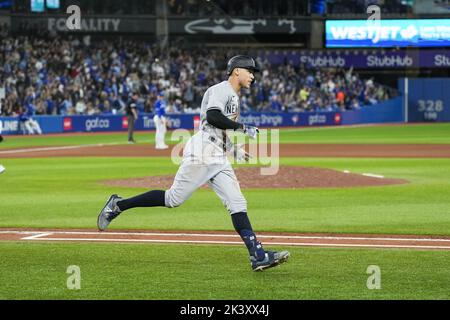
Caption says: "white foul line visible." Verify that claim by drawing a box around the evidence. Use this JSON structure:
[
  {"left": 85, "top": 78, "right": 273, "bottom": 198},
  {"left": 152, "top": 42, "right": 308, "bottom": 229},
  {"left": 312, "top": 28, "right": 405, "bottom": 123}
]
[
  {"left": 21, "top": 232, "right": 54, "bottom": 240},
  {"left": 23, "top": 237, "right": 450, "bottom": 250},
  {"left": 0, "top": 142, "right": 123, "bottom": 155},
  {"left": 1, "top": 230, "right": 450, "bottom": 243}
]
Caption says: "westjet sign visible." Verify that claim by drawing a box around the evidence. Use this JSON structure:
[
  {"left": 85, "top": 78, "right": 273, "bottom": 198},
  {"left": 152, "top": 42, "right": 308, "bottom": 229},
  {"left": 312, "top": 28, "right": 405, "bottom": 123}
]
[{"left": 326, "top": 19, "right": 450, "bottom": 48}]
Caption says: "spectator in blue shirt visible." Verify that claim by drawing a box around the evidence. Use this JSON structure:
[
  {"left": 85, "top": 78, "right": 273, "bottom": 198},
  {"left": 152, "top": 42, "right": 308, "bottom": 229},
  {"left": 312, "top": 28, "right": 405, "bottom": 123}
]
[
  {"left": 270, "top": 93, "right": 283, "bottom": 112},
  {"left": 20, "top": 104, "right": 42, "bottom": 135}
]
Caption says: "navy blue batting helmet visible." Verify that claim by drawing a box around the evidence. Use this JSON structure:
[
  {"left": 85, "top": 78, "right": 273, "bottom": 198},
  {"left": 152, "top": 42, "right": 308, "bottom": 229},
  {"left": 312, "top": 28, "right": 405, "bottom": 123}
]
[{"left": 226, "top": 55, "right": 260, "bottom": 76}]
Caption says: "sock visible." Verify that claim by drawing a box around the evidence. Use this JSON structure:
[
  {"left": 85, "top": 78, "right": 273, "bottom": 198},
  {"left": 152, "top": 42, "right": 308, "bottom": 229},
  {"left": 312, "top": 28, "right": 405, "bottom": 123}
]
[
  {"left": 231, "top": 212, "right": 266, "bottom": 261},
  {"left": 117, "top": 190, "right": 166, "bottom": 212}
]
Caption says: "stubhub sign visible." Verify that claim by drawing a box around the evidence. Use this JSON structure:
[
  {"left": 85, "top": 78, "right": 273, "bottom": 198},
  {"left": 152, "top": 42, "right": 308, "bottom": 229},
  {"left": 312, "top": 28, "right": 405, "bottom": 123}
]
[{"left": 326, "top": 19, "right": 450, "bottom": 48}]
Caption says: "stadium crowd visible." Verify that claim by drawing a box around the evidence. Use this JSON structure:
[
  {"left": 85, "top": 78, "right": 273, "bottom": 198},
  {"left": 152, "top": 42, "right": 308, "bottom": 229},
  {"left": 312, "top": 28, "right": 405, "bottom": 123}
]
[
  {"left": 0, "top": 25, "right": 395, "bottom": 118},
  {"left": 10, "top": 0, "right": 410, "bottom": 16},
  {"left": 10, "top": 0, "right": 306, "bottom": 16},
  {"left": 169, "top": 0, "right": 410, "bottom": 16},
  {"left": 167, "top": 0, "right": 307, "bottom": 16},
  {"left": 327, "top": 0, "right": 412, "bottom": 15}
]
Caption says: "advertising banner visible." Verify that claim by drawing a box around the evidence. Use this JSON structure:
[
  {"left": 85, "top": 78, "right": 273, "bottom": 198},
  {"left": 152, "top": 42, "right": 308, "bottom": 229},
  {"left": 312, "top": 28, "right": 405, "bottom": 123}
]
[
  {"left": 0, "top": 112, "right": 342, "bottom": 135},
  {"left": 326, "top": 19, "right": 450, "bottom": 48},
  {"left": 258, "top": 50, "right": 450, "bottom": 68},
  {"left": 0, "top": 98, "right": 417, "bottom": 135},
  {"left": 62, "top": 114, "right": 197, "bottom": 133},
  {"left": 0, "top": 115, "right": 62, "bottom": 135},
  {"left": 240, "top": 112, "right": 341, "bottom": 127}
]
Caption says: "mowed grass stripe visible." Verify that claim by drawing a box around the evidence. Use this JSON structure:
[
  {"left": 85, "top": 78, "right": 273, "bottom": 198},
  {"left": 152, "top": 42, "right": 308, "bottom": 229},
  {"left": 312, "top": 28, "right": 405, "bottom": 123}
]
[{"left": 1, "top": 123, "right": 450, "bottom": 149}]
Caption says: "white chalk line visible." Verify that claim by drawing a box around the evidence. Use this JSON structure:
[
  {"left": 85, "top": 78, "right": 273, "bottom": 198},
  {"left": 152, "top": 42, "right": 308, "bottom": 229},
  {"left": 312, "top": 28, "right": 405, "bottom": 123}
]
[
  {"left": 21, "top": 237, "right": 450, "bottom": 250},
  {"left": 0, "top": 231, "right": 44, "bottom": 235},
  {"left": 0, "top": 141, "right": 140, "bottom": 155},
  {"left": 343, "top": 171, "right": 385, "bottom": 179},
  {"left": 26, "top": 238, "right": 243, "bottom": 245},
  {"left": 362, "top": 173, "right": 385, "bottom": 179},
  {"left": 0, "top": 230, "right": 449, "bottom": 243},
  {"left": 21, "top": 232, "right": 54, "bottom": 240},
  {"left": 0, "top": 230, "right": 449, "bottom": 245}
]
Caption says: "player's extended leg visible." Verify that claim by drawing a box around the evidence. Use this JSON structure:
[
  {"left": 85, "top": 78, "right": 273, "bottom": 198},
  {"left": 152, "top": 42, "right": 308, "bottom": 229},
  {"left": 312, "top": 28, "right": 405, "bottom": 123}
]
[
  {"left": 31, "top": 119, "right": 42, "bottom": 135},
  {"left": 127, "top": 115, "right": 135, "bottom": 143},
  {"left": 208, "top": 166, "right": 290, "bottom": 271},
  {"left": 160, "top": 117, "right": 168, "bottom": 148},
  {"left": 24, "top": 121, "right": 34, "bottom": 135},
  {"left": 154, "top": 116, "right": 168, "bottom": 149},
  {"left": 97, "top": 162, "right": 222, "bottom": 231},
  {"left": 97, "top": 190, "right": 165, "bottom": 231},
  {"left": 154, "top": 115, "right": 161, "bottom": 148}
]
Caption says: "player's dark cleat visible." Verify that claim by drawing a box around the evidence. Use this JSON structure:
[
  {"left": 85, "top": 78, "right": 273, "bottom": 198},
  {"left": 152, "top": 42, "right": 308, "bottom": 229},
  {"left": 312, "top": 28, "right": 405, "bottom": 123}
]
[
  {"left": 250, "top": 250, "right": 290, "bottom": 272},
  {"left": 97, "top": 194, "right": 123, "bottom": 231}
]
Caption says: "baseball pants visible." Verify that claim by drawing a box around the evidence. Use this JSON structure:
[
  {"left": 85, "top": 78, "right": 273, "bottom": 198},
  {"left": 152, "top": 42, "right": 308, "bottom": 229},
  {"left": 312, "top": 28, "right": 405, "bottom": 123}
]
[{"left": 165, "top": 161, "right": 247, "bottom": 214}]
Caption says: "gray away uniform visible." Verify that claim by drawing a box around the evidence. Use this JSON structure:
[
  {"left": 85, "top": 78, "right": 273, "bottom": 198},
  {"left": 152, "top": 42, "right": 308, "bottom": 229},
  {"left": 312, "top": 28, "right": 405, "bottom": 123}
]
[{"left": 164, "top": 81, "right": 247, "bottom": 214}]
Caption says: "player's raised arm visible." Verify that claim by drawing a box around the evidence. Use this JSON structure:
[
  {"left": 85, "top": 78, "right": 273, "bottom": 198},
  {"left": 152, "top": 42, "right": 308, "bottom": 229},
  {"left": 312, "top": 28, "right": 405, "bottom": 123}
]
[{"left": 206, "top": 109, "right": 259, "bottom": 139}]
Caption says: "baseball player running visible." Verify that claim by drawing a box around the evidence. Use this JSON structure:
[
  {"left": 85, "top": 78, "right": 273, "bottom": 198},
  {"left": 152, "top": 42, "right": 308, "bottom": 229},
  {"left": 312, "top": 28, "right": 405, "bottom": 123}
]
[
  {"left": 153, "top": 91, "right": 169, "bottom": 150},
  {"left": 98, "top": 55, "right": 290, "bottom": 271}
]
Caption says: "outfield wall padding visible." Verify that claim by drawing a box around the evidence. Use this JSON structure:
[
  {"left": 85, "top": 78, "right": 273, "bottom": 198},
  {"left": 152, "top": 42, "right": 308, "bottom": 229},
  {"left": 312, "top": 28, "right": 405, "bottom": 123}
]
[
  {"left": 399, "top": 78, "right": 450, "bottom": 122},
  {"left": 0, "top": 99, "right": 405, "bottom": 135}
]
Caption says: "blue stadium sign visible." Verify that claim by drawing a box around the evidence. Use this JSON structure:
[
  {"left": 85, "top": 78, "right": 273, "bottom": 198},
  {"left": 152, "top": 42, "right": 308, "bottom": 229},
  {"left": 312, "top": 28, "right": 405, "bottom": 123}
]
[{"left": 326, "top": 19, "right": 450, "bottom": 48}]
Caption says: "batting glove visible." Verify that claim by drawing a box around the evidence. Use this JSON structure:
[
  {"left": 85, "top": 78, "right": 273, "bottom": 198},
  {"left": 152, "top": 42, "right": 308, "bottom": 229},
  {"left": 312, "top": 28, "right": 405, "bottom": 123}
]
[
  {"left": 241, "top": 124, "right": 259, "bottom": 140},
  {"left": 233, "top": 144, "right": 251, "bottom": 163}
]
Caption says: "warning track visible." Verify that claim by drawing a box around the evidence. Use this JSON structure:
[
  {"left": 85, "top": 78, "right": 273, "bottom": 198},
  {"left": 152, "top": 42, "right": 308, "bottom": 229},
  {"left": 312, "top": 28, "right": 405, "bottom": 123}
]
[{"left": 0, "top": 229, "right": 449, "bottom": 250}]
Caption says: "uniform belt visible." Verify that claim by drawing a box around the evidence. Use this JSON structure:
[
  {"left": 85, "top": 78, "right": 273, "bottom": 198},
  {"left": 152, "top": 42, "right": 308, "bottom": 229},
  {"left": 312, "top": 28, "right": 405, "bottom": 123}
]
[{"left": 222, "top": 131, "right": 227, "bottom": 152}]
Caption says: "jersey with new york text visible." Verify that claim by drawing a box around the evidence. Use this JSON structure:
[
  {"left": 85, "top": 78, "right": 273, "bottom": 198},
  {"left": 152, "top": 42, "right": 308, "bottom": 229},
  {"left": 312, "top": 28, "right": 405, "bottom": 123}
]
[{"left": 199, "top": 81, "right": 240, "bottom": 142}]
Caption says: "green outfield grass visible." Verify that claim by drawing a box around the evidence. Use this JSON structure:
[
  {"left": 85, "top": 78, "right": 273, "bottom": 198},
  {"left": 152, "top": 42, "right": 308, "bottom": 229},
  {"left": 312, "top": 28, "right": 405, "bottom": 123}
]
[
  {"left": 1, "top": 123, "right": 450, "bottom": 149},
  {"left": 0, "top": 157, "right": 449, "bottom": 235},
  {"left": 0, "top": 242, "right": 449, "bottom": 300},
  {"left": 276, "top": 123, "right": 450, "bottom": 144}
]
